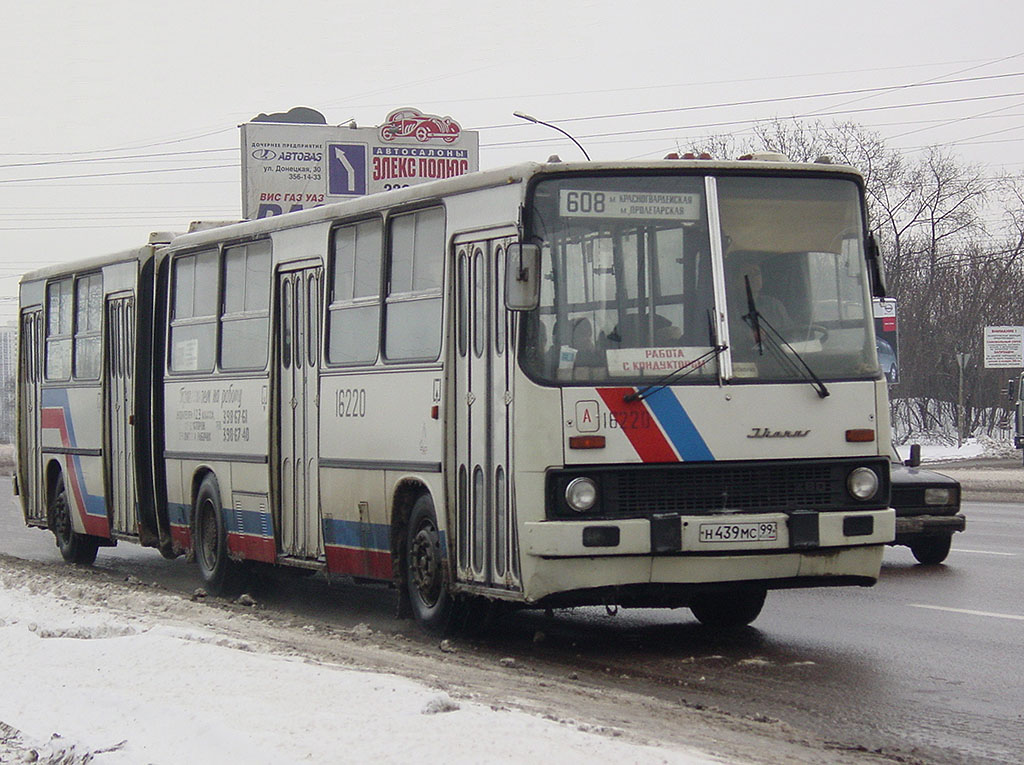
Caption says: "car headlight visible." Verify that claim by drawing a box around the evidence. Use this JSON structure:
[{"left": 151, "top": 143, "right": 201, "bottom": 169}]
[
  {"left": 847, "top": 467, "right": 880, "bottom": 500},
  {"left": 565, "top": 477, "right": 598, "bottom": 512},
  {"left": 924, "top": 487, "right": 954, "bottom": 506}
]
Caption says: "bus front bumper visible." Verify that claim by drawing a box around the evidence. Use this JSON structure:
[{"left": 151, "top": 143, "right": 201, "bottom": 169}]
[{"left": 524, "top": 509, "right": 895, "bottom": 558}]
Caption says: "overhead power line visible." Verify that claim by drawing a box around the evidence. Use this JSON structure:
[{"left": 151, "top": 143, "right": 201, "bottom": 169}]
[
  {"left": 0, "top": 126, "right": 236, "bottom": 159},
  {"left": 482, "top": 92, "right": 1024, "bottom": 150},
  {"left": 343, "top": 53, "right": 1024, "bottom": 111},
  {"left": 0, "top": 164, "right": 239, "bottom": 185},
  {"left": 0, "top": 147, "right": 236, "bottom": 170},
  {"left": 474, "top": 71, "right": 1024, "bottom": 131}
]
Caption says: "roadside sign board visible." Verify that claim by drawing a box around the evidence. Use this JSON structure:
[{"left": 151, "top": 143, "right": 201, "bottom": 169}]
[
  {"left": 984, "top": 326, "right": 1024, "bottom": 368},
  {"left": 240, "top": 108, "right": 479, "bottom": 219},
  {"left": 872, "top": 298, "right": 899, "bottom": 383}
]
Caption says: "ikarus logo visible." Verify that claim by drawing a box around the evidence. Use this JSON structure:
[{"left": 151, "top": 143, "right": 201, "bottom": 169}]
[{"left": 747, "top": 427, "right": 811, "bottom": 439}]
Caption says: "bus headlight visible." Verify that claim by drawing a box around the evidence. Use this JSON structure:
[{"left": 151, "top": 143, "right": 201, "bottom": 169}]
[
  {"left": 565, "top": 477, "right": 598, "bottom": 512},
  {"left": 847, "top": 467, "right": 880, "bottom": 500}
]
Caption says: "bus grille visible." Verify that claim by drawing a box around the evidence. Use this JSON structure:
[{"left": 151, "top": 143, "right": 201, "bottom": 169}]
[{"left": 547, "top": 458, "right": 889, "bottom": 519}]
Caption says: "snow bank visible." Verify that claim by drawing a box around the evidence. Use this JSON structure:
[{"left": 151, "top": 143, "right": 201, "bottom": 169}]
[
  {"left": 0, "top": 568, "right": 720, "bottom": 765},
  {"left": 900, "top": 435, "right": 1018, "bottom": 463}
]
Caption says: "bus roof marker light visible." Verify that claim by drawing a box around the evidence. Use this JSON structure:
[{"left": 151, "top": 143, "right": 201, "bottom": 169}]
[
  {"left": 737, "top": 152, "right": 790, "bottom": 162},
  {"left": 513, "top": 111, "right": 591, "bottom": 161}
]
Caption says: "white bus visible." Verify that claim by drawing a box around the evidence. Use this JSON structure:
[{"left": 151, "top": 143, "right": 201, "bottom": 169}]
[{"left": 16, "top": 158, "right": 895, "bottom": 631}]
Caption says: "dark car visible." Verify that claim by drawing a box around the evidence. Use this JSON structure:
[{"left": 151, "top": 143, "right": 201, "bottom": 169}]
[
  {"left": 889, "top": 445, "right": 966, "bottom": 564},
  {"left": 877, "top": 337, "right": 897, "bottom": 383}
]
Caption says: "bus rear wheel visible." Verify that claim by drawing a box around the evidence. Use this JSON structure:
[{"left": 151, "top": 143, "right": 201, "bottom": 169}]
[
  {"left": 194, "top": 475, "right": 244, "bottom": 595},
  {"left": 689, "top": 587, "right": 767, "bottom": 630},
  {"left": 406, "top": 494, "right": 453, "bottom": 632},
  {"left": 50, "top": 473, "right": 99, "bottom": 565}
]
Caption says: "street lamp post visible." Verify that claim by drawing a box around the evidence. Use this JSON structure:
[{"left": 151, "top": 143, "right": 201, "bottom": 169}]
[{"left": 513, "top": 111, "right": 591, "bottom": 161}]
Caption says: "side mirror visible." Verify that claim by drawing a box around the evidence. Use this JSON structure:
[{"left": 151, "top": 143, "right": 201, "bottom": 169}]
[
  {"left": 1008, "top": 378, "right": 1018, "bottom": 400},
  {"left": 505, "top": 243, "right": 541, "bottom": 311},
  {"left": 904, "top": 443, "right": 921, "bottom": 468},
  {"left": 866, "top": 232, "right": 887, "bottom": 298}
]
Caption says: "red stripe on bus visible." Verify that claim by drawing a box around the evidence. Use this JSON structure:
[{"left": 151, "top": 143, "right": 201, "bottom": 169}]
[
  {"left": 169, "top": 524, "right": 192, "bottom": 551},
  {"left": 40, "top": 407, "right": 110, "bottom": 537},
  {"left": 325, "top": 545, "right": 393, "bottom": 580},
  {"left": 226, "top": 532, "right": 277, "bottom": 563},
  {"left": 595, "top": 388, "right": 678, "bottom": 463}
]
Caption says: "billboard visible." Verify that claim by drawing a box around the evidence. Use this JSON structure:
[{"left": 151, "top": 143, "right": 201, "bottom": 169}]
[
  {"left": 984, "top": 326, "right": 1024, "bottom": 368},
  {"left": 240, "top": 108, "right": 479, "bottom": 219}
]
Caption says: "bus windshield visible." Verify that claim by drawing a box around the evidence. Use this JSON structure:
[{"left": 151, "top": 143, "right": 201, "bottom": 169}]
[{"left": 521, "top": 173, "right": 878, "bottom": 385}]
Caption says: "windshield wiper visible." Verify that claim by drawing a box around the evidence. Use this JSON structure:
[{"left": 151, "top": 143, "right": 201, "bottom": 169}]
[
  {"left": 625, "top": 345, "right": 727, "bottom": 402},
  {"left": 742, "top": 300, "right": 830, "bottom": 399},
  {"left": 626, "top": 312, "right": 727, "bottom": 402},
  {"left": 744, "top": 275, "right": 763, "bottom": 356}
]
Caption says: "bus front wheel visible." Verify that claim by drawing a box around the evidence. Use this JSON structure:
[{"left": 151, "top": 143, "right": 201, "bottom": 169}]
[
  {"left": 405, "top": 494, "right": 453, "bottom": 632},
  {"left": 50, "top": 472, "right": 99, "bottom": 565},
  {"left": 194, "top": 475, "right": 244, "bottom": 595},
  {"left": 689, "top": 587, "right": 767, "bottom": 630}
]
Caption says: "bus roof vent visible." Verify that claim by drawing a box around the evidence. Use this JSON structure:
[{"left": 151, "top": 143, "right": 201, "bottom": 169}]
[
  {"left": 148, "top": 231, "right": 179, "bottom": 245},
  {"left": 737, "top": 152, "right": 790, "bottom": 162},
  {"left": 188, "top": 220, "right": 245, "bottom": 233}
]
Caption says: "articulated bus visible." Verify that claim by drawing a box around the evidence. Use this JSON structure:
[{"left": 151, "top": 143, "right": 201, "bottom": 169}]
[{"left": 16, "top": 158, "right": 895, "bottom": 631}]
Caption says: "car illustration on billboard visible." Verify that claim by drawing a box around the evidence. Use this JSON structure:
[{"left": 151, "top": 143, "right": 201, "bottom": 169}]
[{"left": 379, "top": 108, "right": 461, "bottom": 143}]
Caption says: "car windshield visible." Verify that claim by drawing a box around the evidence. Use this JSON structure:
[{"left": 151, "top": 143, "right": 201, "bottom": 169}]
[{"left": 520, "top": 172, "right": 879, "bottom": 385}]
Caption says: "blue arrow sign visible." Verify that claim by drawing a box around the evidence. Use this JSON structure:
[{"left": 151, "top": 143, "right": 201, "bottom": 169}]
[{"left": 328, "top": 144, "right": 367, "bottom": 196}]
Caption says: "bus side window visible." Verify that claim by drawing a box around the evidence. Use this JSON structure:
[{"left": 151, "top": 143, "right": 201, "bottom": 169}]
[
  {"left": 169, "top": 250, "right": 218, "bottom": 373},
  {"left": 221, "top": 241, "right": 271, "bottom": 371},
  {"left": 44, "top": 278, "right": 72, "bottom": 381},
  {"left": 327, "top": 219, "right": 382, "bottom": 365},
  {"left": 385, "top": 207, "right": 444, "bottom": 361},
  {"left": 73, "top": 273, "right": 102, "bottom": 380}
]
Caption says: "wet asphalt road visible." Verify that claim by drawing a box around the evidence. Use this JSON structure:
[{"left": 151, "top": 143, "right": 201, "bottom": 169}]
[
  {"left": 2, "top": 477, "right": 1021, "bottom": 764},
  {"left": 510, "top": 505, "right": 1023, "bottom": 764}
]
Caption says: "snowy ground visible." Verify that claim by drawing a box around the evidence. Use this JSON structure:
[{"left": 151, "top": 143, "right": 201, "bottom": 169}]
[
  {"left": 900, "top": 434, "right": 1018, "bottom": 463},
  {"left": 2, "top": 439, "right": 1012, "bottom": 764},
  {"left": 0, "top": 556, "right": 730, "bottom": 765}
]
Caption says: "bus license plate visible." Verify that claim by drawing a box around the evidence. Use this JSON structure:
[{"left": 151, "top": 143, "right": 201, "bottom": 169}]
[{"left": 698, "top": 521, "right": 778, "bottom": 543}]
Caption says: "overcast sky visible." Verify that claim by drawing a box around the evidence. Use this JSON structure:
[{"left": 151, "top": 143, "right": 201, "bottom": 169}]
[{"left": 2, "top": 0, "right": 1023, "bottom": 323}]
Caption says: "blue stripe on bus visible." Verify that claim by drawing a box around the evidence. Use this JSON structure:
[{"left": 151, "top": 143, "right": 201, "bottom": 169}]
[
  {"left": 323, "top": 519, "right": 391, "bottom": 552},
  {"left": 168, "top": 503, "right": 273, "bottom": 539},
  {"left": 642, "top": 387, "right": 715, "bottom": 462},
  {"left": 322, "top": 518, "right": 448, "bottom": 558},
  {"left": 224, "top": 507, "right": 273, "bottom": 538},
  {"left": 40, "top": 387, "right": 107, "bottom": 518},
  {"left": 167, "top": 502, "right": 190, "bottom": 526}
]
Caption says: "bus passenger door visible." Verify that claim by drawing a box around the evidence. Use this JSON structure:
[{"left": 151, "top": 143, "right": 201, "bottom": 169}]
[
  {"left": 454, "top": 235, "right": 521, "bottom": 591},
  {"left": 105, "top": 293, "right": 137, "bottom": 536},
  {"left": 19, "top": 308, "right": 45, "bottom": 524},
  {"left": 277, "top": 265, "right": 324, "bottom": 560}
]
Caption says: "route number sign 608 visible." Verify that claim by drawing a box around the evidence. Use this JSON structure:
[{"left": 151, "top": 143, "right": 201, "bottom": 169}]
[{"left": 561, "top": 190, "right": 606, "bottom": 215}]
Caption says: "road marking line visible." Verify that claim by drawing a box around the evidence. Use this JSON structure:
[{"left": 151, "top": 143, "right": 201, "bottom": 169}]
[
  {"left": 953, "top": 549, "right": 1016, "bottom": 556},
  {"left": 910, "top": 604, "right": 1024, "bottom": 621}
]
